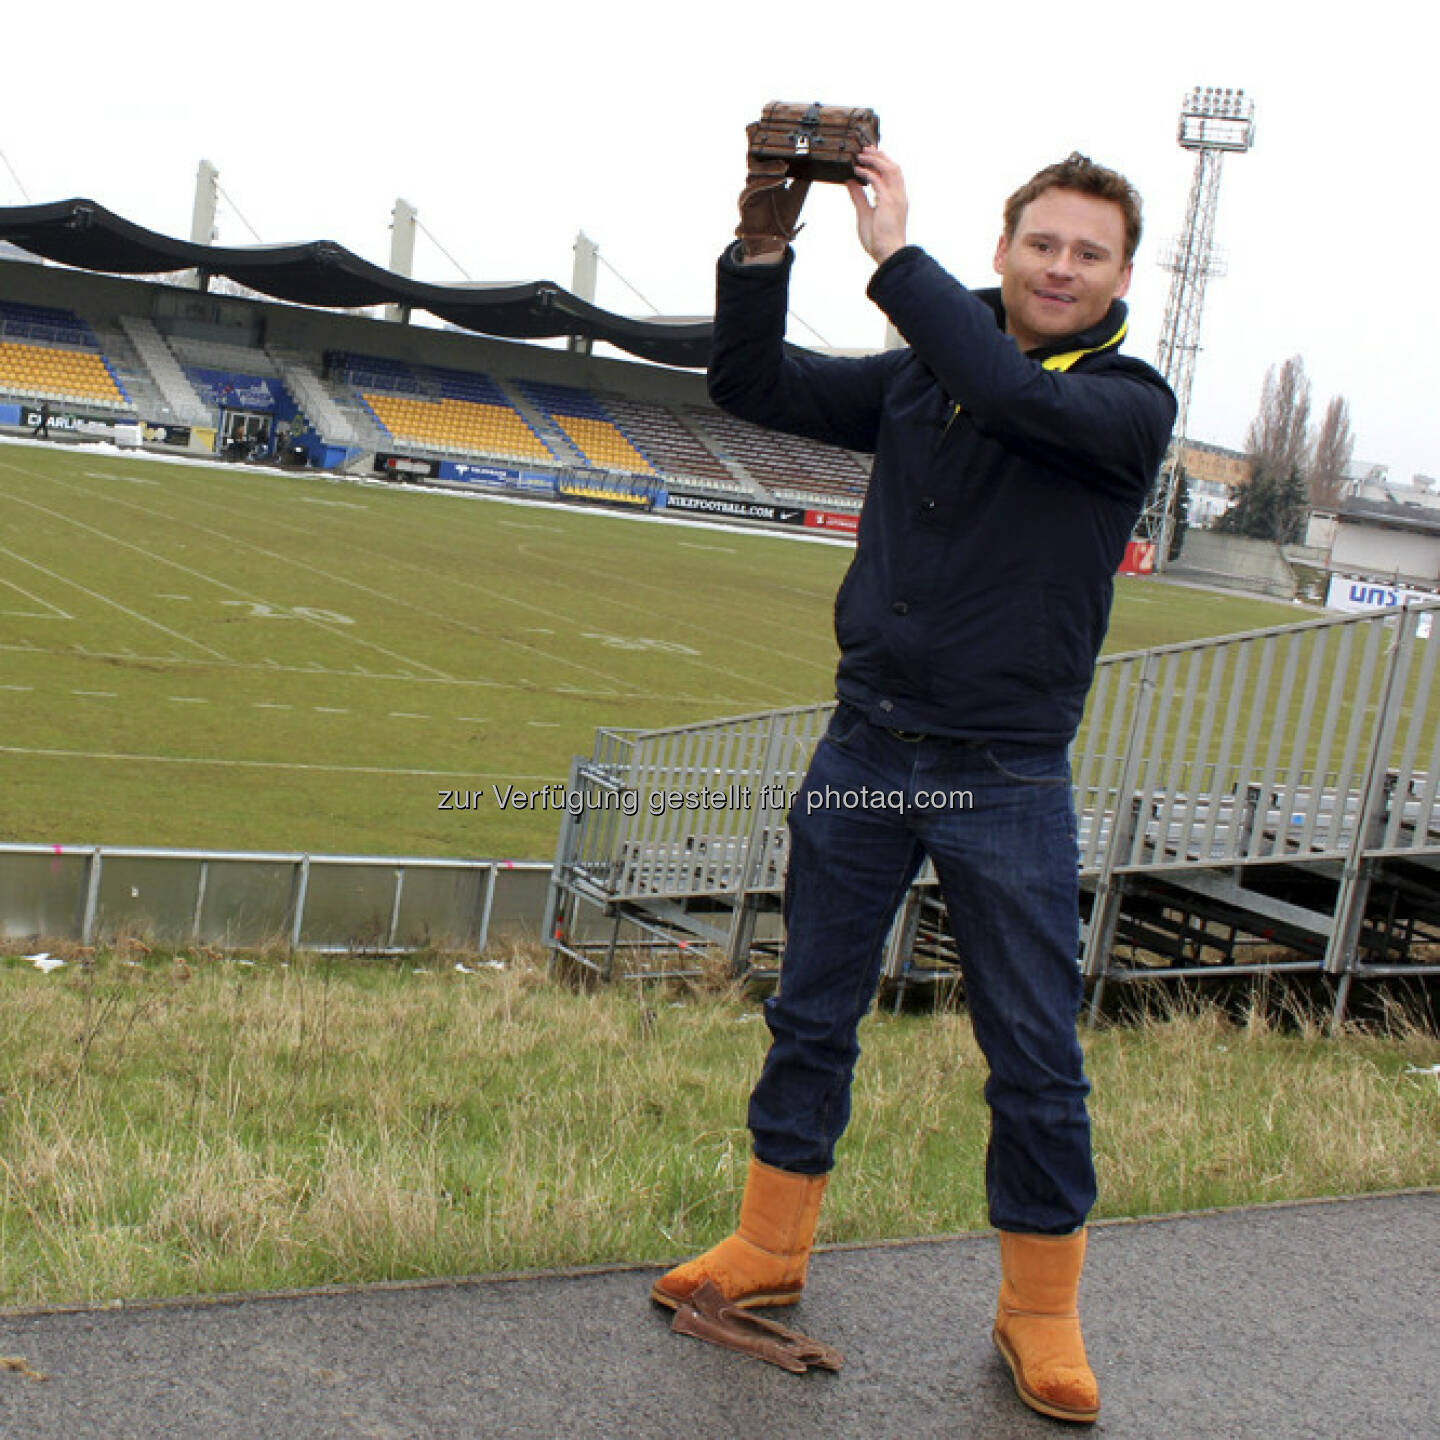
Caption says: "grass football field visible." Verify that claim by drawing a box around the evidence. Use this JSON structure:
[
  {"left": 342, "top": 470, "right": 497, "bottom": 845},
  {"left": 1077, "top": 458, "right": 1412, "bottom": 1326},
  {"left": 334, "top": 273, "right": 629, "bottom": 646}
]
[{"left": 0, "top": 437, "right": 1303, "bottom": 858}]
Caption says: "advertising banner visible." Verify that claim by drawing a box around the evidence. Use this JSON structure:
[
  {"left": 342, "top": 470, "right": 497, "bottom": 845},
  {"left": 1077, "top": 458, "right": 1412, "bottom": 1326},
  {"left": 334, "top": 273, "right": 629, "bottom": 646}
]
[
  {"left": 1117, "top": 540, "right": 1157, "bottom": 575},
  {"left": 1326, "top": 574, "right": 1439, "bottom": 615},
  {"left": 141, "top": 423, "right": 192, "bottom": 447},
  {"left": 804, "top": 509, "right": 860, "bottom": 536},
  {"left": 441, "top": 461, "right": 519, "bottom": 489},
  {"left": 666, "top": 491, "right": 804, "bottom": 525},
  {"left": 19, "top": 406, "right": 120, "bottom": 439},
  {"left": 375, "top": 452, "right": 440, "bottom": 480},
  {"left": 186, "top": 368, "right": 296, "bottom": 418}
]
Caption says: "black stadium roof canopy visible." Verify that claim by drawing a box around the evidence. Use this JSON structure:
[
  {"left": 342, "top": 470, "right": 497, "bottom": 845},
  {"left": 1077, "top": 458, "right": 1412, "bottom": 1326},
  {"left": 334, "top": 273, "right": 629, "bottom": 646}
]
[{"left": 0, "top": 199, "right": 715, "bottom": 369}]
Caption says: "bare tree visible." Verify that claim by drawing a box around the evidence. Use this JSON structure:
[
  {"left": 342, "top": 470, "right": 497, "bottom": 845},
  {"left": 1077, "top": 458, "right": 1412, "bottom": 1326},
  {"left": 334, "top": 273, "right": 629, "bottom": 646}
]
[
  {"left": 1221, "top": 356, "right": 1313, "bottom": 543},
  {"left": 1308, "top": 395, "right": 1355, "bottom": 509},
  {"left": 1245, "top": 355, "right": 1312, "bottom": 482}
]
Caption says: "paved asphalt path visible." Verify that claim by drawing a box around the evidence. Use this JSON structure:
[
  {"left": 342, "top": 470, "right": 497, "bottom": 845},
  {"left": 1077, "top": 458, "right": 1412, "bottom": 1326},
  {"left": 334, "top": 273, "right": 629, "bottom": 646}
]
[{"left": 1, "top": 1191, "right": 1434, "bottom": 1439}]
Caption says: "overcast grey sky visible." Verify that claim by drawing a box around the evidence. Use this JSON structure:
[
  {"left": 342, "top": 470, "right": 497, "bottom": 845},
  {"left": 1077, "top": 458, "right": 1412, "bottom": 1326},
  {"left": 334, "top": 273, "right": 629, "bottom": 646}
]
[{"left": 2, "top": 0, "right": 1431, "bottom": 483}]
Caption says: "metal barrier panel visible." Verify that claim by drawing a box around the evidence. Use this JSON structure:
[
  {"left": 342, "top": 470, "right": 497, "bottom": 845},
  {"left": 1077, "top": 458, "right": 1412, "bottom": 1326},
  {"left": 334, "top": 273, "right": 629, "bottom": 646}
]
[
  {"left": 485, "top": 864, "right": 552, "bottom": 942},
  {"left": 297, "top": 862, "right": 399, "bottom": 949},
  {"left": 391, "top": 865, "right": 487, "bottom": 950},
  {"left": 197, "top": 859, "right": 298, "bottom": 946},
  {"left": 93, "top": 853, "right": 206, "bottom": 945},
  {"left": 0, "top": 849, "right": 88, "bottom": 940}
]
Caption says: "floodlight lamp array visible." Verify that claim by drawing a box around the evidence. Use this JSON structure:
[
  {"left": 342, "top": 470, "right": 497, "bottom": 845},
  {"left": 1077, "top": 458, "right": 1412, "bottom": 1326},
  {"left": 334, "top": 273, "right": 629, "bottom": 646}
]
[{"left": 1177, "top": 85, "right": 1256, "bottom": 153}]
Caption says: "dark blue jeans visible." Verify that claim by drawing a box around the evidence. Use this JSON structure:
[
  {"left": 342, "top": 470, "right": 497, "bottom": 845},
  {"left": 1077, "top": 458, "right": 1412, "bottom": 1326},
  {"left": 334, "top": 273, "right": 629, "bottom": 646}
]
[{"left": 747, "top": 703, "right": 1096, "bottom": 1235}]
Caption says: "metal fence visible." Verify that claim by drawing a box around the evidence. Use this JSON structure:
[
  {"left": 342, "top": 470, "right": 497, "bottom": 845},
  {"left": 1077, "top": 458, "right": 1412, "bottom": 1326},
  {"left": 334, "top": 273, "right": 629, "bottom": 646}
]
[
  {"left": 0, "top": 844, "right": 551, "bottom": 954},
  {"left": 547, "top": 601, "right": 1440, "bottom": 1018}
]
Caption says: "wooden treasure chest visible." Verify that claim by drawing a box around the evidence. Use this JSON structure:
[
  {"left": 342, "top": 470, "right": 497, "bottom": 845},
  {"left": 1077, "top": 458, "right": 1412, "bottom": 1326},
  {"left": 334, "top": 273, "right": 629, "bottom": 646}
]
[{"left": 748, "top": 101, "right": 880, "bottom": 184}]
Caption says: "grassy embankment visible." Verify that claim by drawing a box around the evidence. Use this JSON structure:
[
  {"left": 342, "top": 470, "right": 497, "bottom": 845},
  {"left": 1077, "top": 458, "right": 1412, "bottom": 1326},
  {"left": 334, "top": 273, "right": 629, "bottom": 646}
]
[{"left": 2, "top": 947, "right": 1434, "bottom": 1309}]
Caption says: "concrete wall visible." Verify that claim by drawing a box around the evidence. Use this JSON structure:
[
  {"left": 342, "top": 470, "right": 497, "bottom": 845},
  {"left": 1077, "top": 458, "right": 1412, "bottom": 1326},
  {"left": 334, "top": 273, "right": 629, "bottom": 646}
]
[{"left": 1167, "top": 529, "right": 1296, "bottom": 598}]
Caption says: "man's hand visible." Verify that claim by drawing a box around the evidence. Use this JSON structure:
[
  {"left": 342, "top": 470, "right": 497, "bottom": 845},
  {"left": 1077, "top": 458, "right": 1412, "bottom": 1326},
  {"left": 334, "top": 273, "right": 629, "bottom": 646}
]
[
  {"left": 846, "top": 148, "right": 908, "bottom": 267},
  {"left": 736, "top": 124, "right": 812, "bottom": 266}
]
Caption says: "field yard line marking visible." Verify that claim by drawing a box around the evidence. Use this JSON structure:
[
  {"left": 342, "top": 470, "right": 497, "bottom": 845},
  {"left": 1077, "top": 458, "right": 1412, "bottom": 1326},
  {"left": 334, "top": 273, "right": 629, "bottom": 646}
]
[
  {"left": 512, "top": 541, "right": 826, "bottom": 686},
  {"left": 520, "top": 537, "right": 838, "bottom": 646},
  {"left": 512, "top": 542, "right": 832, "bottom": 681},
  {"left": 0, "top": 477, "right": 456, "bottom": 683},
  {"left": 0, "top": 642, "right": 706, "bottom": 703},
  {"left": 678, "top": 541, "right": 737, "bottom": 553},
  {"left": 103, "top": 468, "right": 783, "bottom": 702},
  {"left": 0, "top": 744, "right": 560, "bottom": 782},
  {"left": 22, "top": 467, "right": 472, "bottom": 678},
  {"left": 85, "top": 470, "right": 156, "bottom": 486},
  {"left": 73, "top": 690, "right": 118, "bottom": 697},
  {"left": 168, "top": 696, "right": 209, "bottom": 704},
  {"left": 0, "top": 543, "right": 231, "bottom": 661},
  {"left": 4, "top": 452, "right": 817, "bottom": 706},
  {"left": 1, "top": 684, "right": 34, "bottom": 691},
  {"left": 96, "top": 473, "right": 644, "bottom": 689},
  {"left": 0, "top": 575, "right": 73, "bottom": 620}
]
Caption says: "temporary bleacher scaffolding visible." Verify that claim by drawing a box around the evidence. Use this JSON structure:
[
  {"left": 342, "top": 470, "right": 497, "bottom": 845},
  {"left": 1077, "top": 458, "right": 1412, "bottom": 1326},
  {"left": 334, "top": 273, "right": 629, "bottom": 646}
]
[{"left": 545, "top": 601, "right": 1440, "bottom": 1024}]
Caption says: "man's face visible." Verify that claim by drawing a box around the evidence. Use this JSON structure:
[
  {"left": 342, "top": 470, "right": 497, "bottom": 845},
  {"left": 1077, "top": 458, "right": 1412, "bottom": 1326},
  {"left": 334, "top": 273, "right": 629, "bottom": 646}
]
[{"left": 993, "top": 188, "right": 1133, "bottom": 353}]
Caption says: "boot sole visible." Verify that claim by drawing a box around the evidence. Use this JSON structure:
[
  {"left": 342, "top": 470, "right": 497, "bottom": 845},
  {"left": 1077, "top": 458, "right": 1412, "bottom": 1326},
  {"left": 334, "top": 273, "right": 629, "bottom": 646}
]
[
  {"left": 992, "top": 1327, "right": 1099, "bottom": 1425},
  {"left": 650, "top": 1281, "right": 801, "bottom": 1311}
]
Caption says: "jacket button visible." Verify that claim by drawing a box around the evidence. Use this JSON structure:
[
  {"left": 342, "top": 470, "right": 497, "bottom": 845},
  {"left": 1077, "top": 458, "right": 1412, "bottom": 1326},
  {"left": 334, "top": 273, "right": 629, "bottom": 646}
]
[
  {"left": 920, "top": 497, "right": 936, "bottom": 512},
  {"left": 891, "top": 600, "right": 909, "bottom": 615}
]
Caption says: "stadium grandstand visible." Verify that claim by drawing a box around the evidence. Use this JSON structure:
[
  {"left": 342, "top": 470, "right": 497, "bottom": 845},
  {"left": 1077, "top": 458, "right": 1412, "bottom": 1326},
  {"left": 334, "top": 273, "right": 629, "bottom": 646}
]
[{"left": 0, "top": 197, "right": 871, "bottom": 527}]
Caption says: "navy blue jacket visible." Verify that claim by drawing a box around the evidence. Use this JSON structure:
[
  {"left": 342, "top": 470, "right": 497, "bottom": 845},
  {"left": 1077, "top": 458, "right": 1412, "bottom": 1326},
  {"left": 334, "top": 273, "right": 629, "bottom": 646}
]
[{"left": 708, "top": 243, "right": 1177, "bottom": 745}]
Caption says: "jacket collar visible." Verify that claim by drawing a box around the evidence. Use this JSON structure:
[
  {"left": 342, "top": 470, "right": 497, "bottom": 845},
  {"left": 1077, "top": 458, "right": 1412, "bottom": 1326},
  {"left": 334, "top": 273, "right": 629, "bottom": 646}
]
[{"left": 973, "top": 287, "right": 1129, "bottom": 370}]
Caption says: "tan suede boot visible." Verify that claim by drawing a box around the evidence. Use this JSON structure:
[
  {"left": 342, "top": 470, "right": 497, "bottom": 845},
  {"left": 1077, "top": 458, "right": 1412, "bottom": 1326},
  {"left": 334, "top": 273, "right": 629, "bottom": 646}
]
[
  {"left": 993, "top": 1229, "right": 1099, "bottom": 1424},
  {"left": 650, "top": 1157, "right": 828, "bottom": 1311}
]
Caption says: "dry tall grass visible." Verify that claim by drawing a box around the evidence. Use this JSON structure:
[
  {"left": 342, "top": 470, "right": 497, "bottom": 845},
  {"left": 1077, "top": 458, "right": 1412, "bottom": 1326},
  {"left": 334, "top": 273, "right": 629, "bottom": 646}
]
[{"left": 1, "top": 947, "right": 1435, "bottom": 1308}]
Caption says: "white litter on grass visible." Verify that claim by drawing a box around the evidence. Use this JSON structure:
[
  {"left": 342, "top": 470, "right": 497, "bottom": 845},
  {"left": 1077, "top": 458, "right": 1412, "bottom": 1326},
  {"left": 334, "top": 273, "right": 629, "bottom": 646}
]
[
  {"left": 454, "top": 963, "right": 475, "bottom": 975},
  {"left": 1403, "top": 1063, "right": 1440, "bottom": 1077},
  {"left": 29, "top": 953, "right": 65, "bottom": 973}
]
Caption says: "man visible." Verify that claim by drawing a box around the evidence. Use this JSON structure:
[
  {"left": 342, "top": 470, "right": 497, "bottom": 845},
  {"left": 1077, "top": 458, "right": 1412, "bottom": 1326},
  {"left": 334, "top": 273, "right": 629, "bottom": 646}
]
[{"left": 650, "top": 140, "right": 1175, "bottom": 1424}]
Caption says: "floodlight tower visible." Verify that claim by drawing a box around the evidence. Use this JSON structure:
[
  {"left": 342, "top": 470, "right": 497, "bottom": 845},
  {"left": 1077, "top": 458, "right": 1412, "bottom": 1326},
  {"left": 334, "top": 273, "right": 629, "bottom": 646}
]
[{"left": 1141, "top": 86, "right": 1256, "bottom": 569}]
